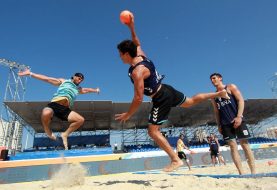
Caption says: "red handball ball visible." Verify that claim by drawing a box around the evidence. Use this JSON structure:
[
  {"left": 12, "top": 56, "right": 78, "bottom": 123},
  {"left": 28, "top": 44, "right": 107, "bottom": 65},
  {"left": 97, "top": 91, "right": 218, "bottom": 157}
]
[
  {"left": 268, "top": 160, "right": 274, "bottom": 166},
  {"left": 120, "top": 10, "right": 133, "bottom": 24}
]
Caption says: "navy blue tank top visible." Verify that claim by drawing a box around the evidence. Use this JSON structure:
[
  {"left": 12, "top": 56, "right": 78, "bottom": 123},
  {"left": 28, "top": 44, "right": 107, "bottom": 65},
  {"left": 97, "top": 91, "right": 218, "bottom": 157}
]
[
  {"left": 210, "top": 139, "right": 218, "bottom": 150},
  {"left": 214, "top": 86, "right": 238, "bottom": 125},
  {"left": 128, "top": 56, "right": 164, "bottom": 96}
]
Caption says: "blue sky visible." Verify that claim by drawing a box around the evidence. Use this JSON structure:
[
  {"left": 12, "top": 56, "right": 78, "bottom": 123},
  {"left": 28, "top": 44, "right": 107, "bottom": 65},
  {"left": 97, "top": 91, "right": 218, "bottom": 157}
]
[{"left": 1, "top": 0, "right": 277, "bottom": 105}]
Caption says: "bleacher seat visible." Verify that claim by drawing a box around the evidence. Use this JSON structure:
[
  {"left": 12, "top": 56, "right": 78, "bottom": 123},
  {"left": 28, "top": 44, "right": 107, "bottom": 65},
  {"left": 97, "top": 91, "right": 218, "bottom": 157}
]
[{"left": 33, "top": 134, "right": 110, "bottom": 149}]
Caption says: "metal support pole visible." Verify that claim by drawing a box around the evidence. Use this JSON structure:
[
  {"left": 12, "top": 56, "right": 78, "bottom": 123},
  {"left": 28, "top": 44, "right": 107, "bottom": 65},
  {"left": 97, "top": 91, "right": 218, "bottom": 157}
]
[{"left": 0, "top": 58, "right": 32, "bottom": 152}]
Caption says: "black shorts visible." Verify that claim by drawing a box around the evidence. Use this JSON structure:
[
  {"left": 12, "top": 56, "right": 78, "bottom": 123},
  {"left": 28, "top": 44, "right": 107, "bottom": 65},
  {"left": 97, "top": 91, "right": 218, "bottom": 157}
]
[
  {"left": 46, "top": 102, "right": 71, "bottom": 121},
  {"left": 178, "top": 151, "right": 187, "bottom": 160},
  {"left": 149, "top": 84, "right": 186, "bottom": 125},
  {"left": 221, "top": 121, "right": 251, "bottom": 141},
  {"left": 210, "top": 149, "right": 219, "bottom": 158}
]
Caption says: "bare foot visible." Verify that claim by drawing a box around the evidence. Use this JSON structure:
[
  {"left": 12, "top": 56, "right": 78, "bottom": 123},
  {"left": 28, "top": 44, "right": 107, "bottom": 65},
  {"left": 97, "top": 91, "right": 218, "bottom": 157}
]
[
  {"left": 61, "top": 133, "right": 68, "bottom": 150},
  {"left": 163, "top": 160, "right": 184, "bottom": 172},
  {"left": 48, "top": 133, "right": 57, "bottom": 141},
  {"left": 218, "top": 89, "right": 230, "bottom": 99}
]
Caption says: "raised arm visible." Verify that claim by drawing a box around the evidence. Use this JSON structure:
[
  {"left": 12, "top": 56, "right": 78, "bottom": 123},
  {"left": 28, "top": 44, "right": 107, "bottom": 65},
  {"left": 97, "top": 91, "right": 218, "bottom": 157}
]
[
  {"left": 18, "top": 69, "right": 64, "bottom": 86},
  {"left": 126, "top": 13, "right": 146, "bottom": 57}
]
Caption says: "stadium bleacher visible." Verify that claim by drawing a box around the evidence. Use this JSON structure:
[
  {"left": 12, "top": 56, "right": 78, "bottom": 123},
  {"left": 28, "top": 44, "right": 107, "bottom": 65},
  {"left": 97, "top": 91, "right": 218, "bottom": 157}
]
[
  {"left": 248, "top": 137, "right": 277, "bottom": 144},
  {"left": 123, "top": 136, "right": 277, "bottom": 153},
  {"left": 6, "top": 136, "right": 277, "bottom": 160},
  {"left": 33, "top": 134, "right": 110, "bottom": 150},
  {"left": 124, "top": 144, "right": 160, "bottom": 152}
]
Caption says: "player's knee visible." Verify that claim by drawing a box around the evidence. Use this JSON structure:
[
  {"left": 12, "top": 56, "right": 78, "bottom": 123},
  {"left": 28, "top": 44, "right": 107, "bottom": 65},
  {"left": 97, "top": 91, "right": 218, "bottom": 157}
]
[
  {"left": 41, "top": 108, "right": 53, "bottom": 118},
  {"left": 148, "top": 129, "right": 158, "bottom": 138},
  {"left": 239, "top": 139, "right": 248, "bottom": 145},
  {"left": 148, "top": 129, "right": 154, "bottom": 138},
  {"left": 240, "top": 141, "right": 250, "bottom": 151},
  {"left": 78, "top": 116, "right": 85, "bottom": 125}
]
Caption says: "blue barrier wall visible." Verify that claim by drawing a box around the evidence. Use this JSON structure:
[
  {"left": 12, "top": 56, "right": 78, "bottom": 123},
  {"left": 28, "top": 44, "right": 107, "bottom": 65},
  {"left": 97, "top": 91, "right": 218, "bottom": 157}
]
[
  {"left": 1, "top": 147, "right": 277, "bottom": 184},
  {"left": 33, "top": 135, "right": 110, "bottom": 148},
  {"left": 10, "top": 147, "right": 113, "bottom": 160}
]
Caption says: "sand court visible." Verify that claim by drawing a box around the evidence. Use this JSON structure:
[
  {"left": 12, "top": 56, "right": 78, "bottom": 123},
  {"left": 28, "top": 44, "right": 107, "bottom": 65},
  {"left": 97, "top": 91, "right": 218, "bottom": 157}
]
[{"left": 1, "top": 159, "right": 277, "bottom": 190}]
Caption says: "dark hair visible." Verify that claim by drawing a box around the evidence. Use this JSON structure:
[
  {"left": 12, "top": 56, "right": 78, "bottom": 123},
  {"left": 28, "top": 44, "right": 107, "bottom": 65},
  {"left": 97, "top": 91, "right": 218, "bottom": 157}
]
[
  {"left": 210, "top": 73, "right": 222, "bottom": 79},
  {"left": 72, "top": 72, "right": 84, "bottom": 80},
  {"left": 117, "top": 40, "right": 137, "bottom": 58}
]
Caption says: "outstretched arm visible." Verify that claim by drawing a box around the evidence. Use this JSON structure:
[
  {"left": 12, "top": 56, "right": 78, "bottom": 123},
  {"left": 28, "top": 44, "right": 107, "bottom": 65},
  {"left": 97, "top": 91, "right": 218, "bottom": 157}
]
[
  {"left": 126, "top": 13, "right": 146, "bottom": 57},
  {"left": 18, "top": 69, "right": 64, "bottom": 86},
  {"left": 79, "top": 87, "right": 100, "bottom": 94}
]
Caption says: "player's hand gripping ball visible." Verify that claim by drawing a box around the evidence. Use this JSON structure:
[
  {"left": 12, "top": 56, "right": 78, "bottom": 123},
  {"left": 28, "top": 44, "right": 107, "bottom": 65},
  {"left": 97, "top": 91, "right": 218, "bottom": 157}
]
[{"left": 120, "top": 10, "right": 133, "bottom": 24}]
